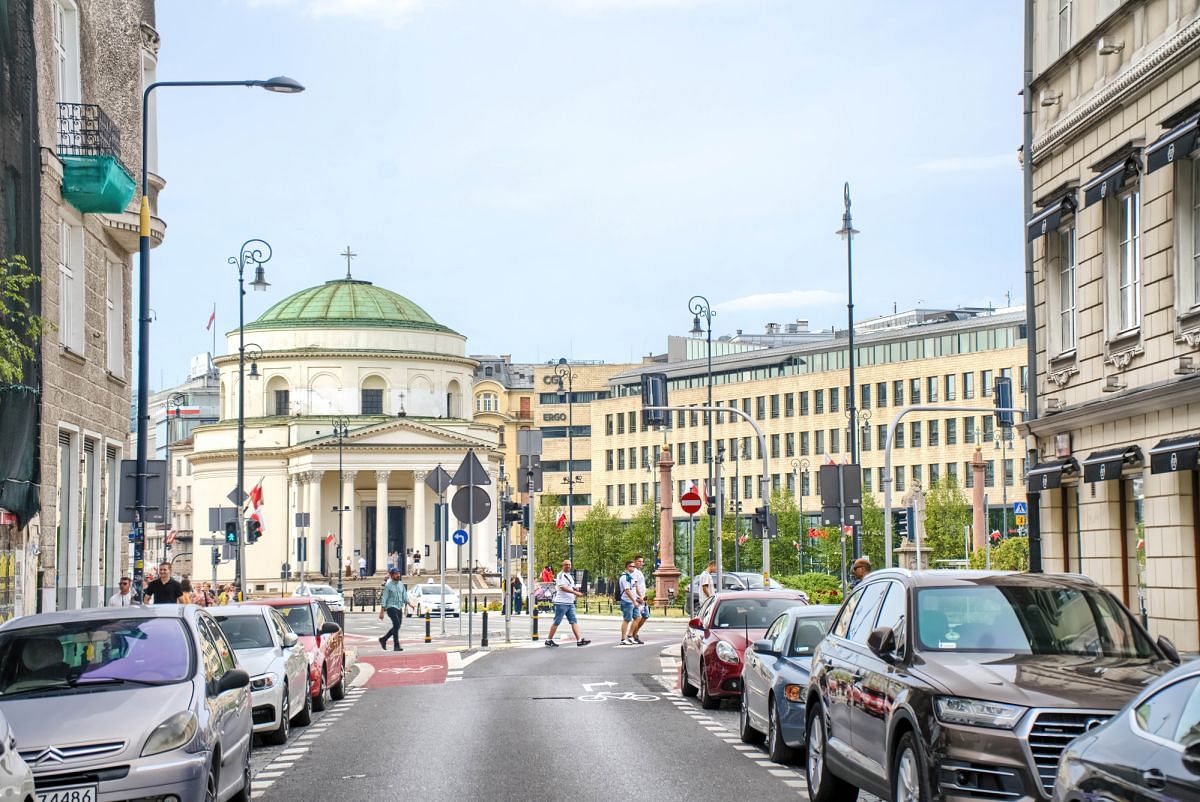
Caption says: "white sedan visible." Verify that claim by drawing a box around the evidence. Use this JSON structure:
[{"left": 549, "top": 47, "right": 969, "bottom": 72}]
[
  {"left": 408, "top": 583, "right": 460, "bottom": 617},
  {"left": 213, "top": 606, "right": 311, "bottom": 745},
  {"left": 0, "top": 709, "right": 33, "bottom": 802},
  {"left": 292, "top": 583, "right": 345, "bottom": 612}
]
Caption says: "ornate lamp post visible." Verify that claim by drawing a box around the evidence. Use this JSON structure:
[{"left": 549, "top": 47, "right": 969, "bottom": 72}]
[
  {"left": 332, "top": 417, "right": 350, "bottom": 594},
  {"left": 836, "top": 183, "right": 862, "bottom": 559},
  {"left": 163, "top": 392, "right": 186, "bottom": 564},
  {"left": 791, "top": 457, "right": 810, "bottom": 573},
  {"left": 553, "top": 359, "right": 577, "bottom": 563},
  {"left": 688, "top": 295, "right": 715, "bottom": 560}
]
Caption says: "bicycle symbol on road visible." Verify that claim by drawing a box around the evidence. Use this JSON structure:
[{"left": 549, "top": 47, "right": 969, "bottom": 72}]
[
  {"left": 577, "top": 691, "right": 659, "bottom": 702},
  {"left": 378, "top": 665, "right": 442, "bottom": 675}
]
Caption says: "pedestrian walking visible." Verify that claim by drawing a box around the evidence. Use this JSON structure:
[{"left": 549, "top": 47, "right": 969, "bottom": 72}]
[
  {"left": 358, "top": 555, "right": 367, "bottom": 579},
  {"left": 849, "top": 557, "right": 872, "bottom": 589},
  {"left": 511, "top": 575, "right": 523, "bottom": 615},
  {"left": 412, "top": 550, "right": 421, "bottom": 574},
  {"left": 378, "top": 567, "right": 409, "bottom": 651},
  {"left": 696, "top": 560, "right": 716, "bottom": 604},
  {"left": 617, "top": 561, "right": 638, "bottom": 645},
  {"left": 545, "top": 559, "right": 589, "bottom": 647},
  {"left": 107, "top": 577, "right": 136, "bottom": 607},
  {"left": 628, "top": 555, "right": 649, "bottom": 645},
  {"left": 145, "top": 563, "right": 184, "bottom": 605}
]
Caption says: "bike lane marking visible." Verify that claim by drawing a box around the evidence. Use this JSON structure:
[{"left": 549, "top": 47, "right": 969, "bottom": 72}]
[{"left": 356, "top": 651, "right": 448, "bottom": 688}]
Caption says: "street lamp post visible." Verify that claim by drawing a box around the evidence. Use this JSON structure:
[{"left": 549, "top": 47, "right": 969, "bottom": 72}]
[
  {"left": 163, "top": 392, "right": 186, "bottom": 565},
  {"left": 554, "top": 359, "right": 576, "bottom": 563},
  {"left": 688, "top": 296, "right": 715, "bottom": 561},
  {"left": 331, "top": 417, "right": 350, "bottom": 595},
  {"left": 133, "top": 76, "right": 303, "bottom": 600},
  {"left": 232, "top": 241, "right": 273, "bottom": 599},
  {"left": 836, "top": 183, "right": 862, "bottom": 559},
  {"left": 791, "top": 457, "right": 809, "bottom": 573}
]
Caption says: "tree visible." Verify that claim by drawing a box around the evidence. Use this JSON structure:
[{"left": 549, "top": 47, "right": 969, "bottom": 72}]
[
  {"left": 532, "top": 494, "right": 565, "bottom": 572},
  {"left": 968, "top": 536, "right": 1029, "bottom": 571},
  {"left": 922, "top": 478, "right": 973, "bottom": 565},
  {"left": 573, "top": 502, "right": 624, "bottom": 583},
  {"left": 859, "top": 491, "right": 885, "bottom": 567},
  {"left": 0, "top": 255, "right": 44, "bottom": 384},
  {"left": 623, "top": 501, "right": 658, "bottom": 563}
]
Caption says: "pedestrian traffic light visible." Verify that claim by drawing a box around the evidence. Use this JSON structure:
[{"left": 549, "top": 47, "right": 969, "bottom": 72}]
[
  {"left": 211, "top": 546, "right": 220, "bottom": 565},
  {"left": 895, "top": 509, "right": 909, "bottom": 539},
  {"left": 495, "top": 535, "right": 503, "bottom": 561},
  {"left": 224, "top": 521, "right": 238, "bottom": 544},
  {"left": 245, "top": 518, "right": 261, "bottom": 544},
  {"left": 707, "top": 500, "right": 716, "bottom": 518},
  {"left": 751, "top": 506, "right": 777, "bottom": 539},
  {"left": 994, "top": 376, "right": 1014, "bottom": 429},
  {"left": 504, "top": 500, "right": 523, "bottom": 525},
  {"left": 521, "top": 504, "right": 530, "bottom": 530}
]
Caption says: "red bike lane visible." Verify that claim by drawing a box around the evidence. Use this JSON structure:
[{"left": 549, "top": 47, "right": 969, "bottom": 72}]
[{"left": 356, "top": 650, "right": 449, "bottom": 688}]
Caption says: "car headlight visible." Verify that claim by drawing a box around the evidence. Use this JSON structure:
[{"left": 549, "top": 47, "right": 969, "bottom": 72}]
[
  {"left": 934, "top": 696, "right": 1027, "bottom": 729},
  {"left": 715, "top": 641, "right": 741, "bottom": 665},
  {"left": 250, "top": 673, "right": 276, "bottom": 690},
  {"left": 142, "top": 711, "right": 199, "bottom": 757}
]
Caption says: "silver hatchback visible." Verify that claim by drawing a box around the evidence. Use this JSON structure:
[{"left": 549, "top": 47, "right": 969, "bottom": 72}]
[{"left": 0, "top": 605, "right": 253, "bottom": 802}]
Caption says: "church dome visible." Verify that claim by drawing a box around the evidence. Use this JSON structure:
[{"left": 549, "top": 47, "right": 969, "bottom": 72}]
[{"left": 245, "top": 278, "right": 455, "bottom": 334}]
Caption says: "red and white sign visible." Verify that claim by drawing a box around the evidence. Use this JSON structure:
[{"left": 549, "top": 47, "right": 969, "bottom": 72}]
[
  {"left": 167, "top": 406, "right": 203, "bottom": 417},
  {"left": 679, "top": 490, "right": 702, "bottom": 515}
]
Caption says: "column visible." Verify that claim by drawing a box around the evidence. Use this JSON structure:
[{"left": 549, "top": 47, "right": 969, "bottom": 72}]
[
  {"left": 971, "top": 446, "right": 986, "bottom": 552},
  {"left": 306, "top": 471, "right": 324, "bottom": 578},
  {"left": 413, "top": 473, "right": 428, "bottom": 572},
  {"left": 375, "top": 470, "right": 389, "bottom": 574},
  {"left": 290, "top": 474, "right": 302, "bottom": 578},
  {"left": 654, "top": 447, "right": 681, "bottom": 605},
  {"left": 342, "top": 471, "right": 357, "bottom": 576}
]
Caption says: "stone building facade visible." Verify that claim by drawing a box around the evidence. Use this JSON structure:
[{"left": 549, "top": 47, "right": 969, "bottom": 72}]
[{"left": 1026, "top": 0, "right": 1200, "bottom": 650}]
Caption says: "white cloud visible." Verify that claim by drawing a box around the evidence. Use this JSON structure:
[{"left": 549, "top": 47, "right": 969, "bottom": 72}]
[
  {"left": 546, "top": 0, "right": 741, "bottom": 9},
  {"left": 720, "top": 289, "right": 841, "bottom": 311},
  {"left": 914, "top": 153, "right": 1015, "bottom": 173},
  {"left": 246, "top": 0, "right": 433, "bottom": 25}
]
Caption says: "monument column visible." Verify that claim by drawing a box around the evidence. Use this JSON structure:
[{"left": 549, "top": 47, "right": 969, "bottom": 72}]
[
  {"left": 653, "top": 448, "right": 681, "bottom": 606},
  {"left": 342, "top": 470, "right": 358, "bottom": 574},
  {"left": 972, "top": 446, "right": 987, "bottom": 552},
  {"left": 375, "top": 471, "right": 389, "bottom": 574}
]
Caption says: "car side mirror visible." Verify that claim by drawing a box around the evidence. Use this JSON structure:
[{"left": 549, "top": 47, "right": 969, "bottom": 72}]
[
  {"left": 282, "top": 631, "right": 299, "bottom": 647},
  {"left": 867, "top": 626, "right": 898, "bottom": 661},
  {"left": 1184, "top": 743, "right": 1200, "bottom": 775},
  {"left": 688, "top": 617, "right": 703, "bottom": 630},
  {"left": 752, "top": 638, "right": 777, "bottom": 657},
  {"left": 215, "top": 668, "right": 250, "bottom": 695},
  {"left": 320, "top": 621, "right": 341, "bottom": 636},
  {"left": 1157, "top": 635, "right": 1181, "bottom": 665}
]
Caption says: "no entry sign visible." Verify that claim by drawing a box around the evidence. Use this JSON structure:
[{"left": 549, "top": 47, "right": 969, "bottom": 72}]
[{"left": 680, "top": 490, "right": 702, "bottom": 515}]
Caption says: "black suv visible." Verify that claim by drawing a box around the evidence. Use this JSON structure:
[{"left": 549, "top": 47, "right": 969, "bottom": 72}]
[{"left": 805, "top": 570, "right": 1180, "bottom": 802}]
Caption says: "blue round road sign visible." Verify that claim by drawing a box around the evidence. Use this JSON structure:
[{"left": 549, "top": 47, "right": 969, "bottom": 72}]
[{"left": 452, "top": 529, "right": 469, "bottom": 546}]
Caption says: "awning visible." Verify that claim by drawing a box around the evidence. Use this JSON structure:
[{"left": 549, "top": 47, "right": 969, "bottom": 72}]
[
  {"left": 1149, "top": 434, "right": 1200, "bottom": 474},
  {"left": 1026, "top": 193, "right": 1077, "bottom": 241},
  {"left": 1146, "top": 114, "right": 1200, "bottom": 175},
  {"left": 1081, "top": 446, "right": 1143, "bottom": 483},
  {"left": 1082, "top": 157, "right": 1141, "bottom": 208},
  {"left": 1026, "top": 458, "right": 1079, "bottom": 493}
]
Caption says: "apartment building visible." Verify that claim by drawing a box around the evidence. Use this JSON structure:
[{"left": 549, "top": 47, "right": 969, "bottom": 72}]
[
  {"left": 471, "top": 355, "right": 537, "bottom": 483},
  {"left": 1026, "top": 0, "right": 1200, "bottom": 650}
]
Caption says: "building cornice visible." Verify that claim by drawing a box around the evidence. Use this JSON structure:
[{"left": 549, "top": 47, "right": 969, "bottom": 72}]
[
  {"left": 211, "top": 349, "right": 478, "bottom": 369},
  {"left": 1033, "top": 15, "right": 1200, "bottom": 163},
  {"left": 1025, "top": 374, "right": 1200, "bottom": 436},
  {"left": 188, "top": 442, "right": 502, "bottom": 466}
]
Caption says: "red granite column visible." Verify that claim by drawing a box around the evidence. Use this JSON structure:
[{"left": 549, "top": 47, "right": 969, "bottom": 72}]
[
  {"left": 653, "top": 448, "right": 680, "bottom": 605},
  {"left": 972, "top": 446, "right": 986, "bottom": 552}
]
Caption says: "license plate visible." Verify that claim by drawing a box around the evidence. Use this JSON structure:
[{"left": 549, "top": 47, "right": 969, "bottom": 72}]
[{"left": 37, "top": 786, "right": 97, "bottom": 802}]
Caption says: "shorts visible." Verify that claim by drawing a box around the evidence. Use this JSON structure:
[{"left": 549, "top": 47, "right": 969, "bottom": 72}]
[
  {"left": 639, "top": 605, "right": 650, "bottom": 619},
  {"left": 552, "top": 602, "right": 578, "bottom": 627},
  {"left": 619, "top": 600, "right": 636, "bottom": 622}
]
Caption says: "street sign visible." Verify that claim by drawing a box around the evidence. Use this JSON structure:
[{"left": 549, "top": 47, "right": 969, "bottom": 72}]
[
  {"left": 425, "top": 466, "right": 453, "bottom": 495},
  {"left": 819, "top": 463, "right": 862, "bottom": 526},
  {"left": 451, "top": 485, "right": 491, "bottom": 524},
  {"left": 1012, "top": 501, "right": 1027, "bottom": 515},
  {"left": 451, "top": 449, "right": 491, "bottom": 487},
  {"left": 207, "top": 507, "right": 237, "bottom": 532},
  {"left": 1014, "top": 514, "right": 1027, "bottom": 526},
  {"left": 517, "top": 429, "right": 543, "bottom": 457},
  {"left": 679, "top": 490, "right": 702, "bottom": 515},
  {"left": 294, "top": 512, "right": 311, "bottom": 528},
  {"left": 452, "top": 529, "right": 468, "bottom": 546},
  {"left": 227, "top": 486, "right": 247, "bottom": 506},
  {"left": 118, "top": 460, "right": 169, "bottom": 523}
]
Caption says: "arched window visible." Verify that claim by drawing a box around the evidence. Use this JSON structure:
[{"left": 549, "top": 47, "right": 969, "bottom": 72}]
[
  {"left": 484, "top": 366, "right": 494, "bottom": 377},
  {"left": 446, "top": 379, "right": 462, "bottom": 418},
  {"left": 266, "top": 376, "right": 291, "bottom": 416},
  {"left": 361, "top": 375, "right": 387, "bottom": 415},
  {"left": 476, "top": 392, "right": 497, "bottom": 412}
]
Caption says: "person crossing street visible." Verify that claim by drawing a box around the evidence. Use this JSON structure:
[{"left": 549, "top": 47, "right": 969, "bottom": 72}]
[
  {"left": 378, "top": 567, "right": 409, "bottom": 651},
  {"left": 544, "top": 559, "right": 589, "bottom": 647},
  {"left": 628, "top": 554, "right": 649, "bottom": 645},
  {"left": 618, "top": 561, "right": 638, "bottom": 645}
]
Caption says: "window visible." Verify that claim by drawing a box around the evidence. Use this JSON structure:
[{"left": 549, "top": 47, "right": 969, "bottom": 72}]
[
  {"left": 947, "top": 418, "right": 957, "bottom": 445},
  {"left": 877, "top": 424, "right": 886, "bottom": 450},
  {"left": 800, "top": 431, "right": 810, "bottom": 456},
  {"left": 629, "top": 411, "right": 637, "bottom": 433},
  {"left": 982, "top": 370, "right": 994, "bottom": 398},
  {"left": 770, "top": 434, "right": 781, "bottom": 459},
  {"left": 926, "top": 376, "right": 938, "bottom": 403},
  {"left": 52, "top": 0, "right": 81, "bottom": 104},
  {"left": 861, "top": 384, "right": 871, "bottom": 410},
  {"left": 814, "top": 390, "right": 824, "bottom": 414},
  {"left": 910, "top": 378, "right": 920, "bottom": 404},
  {"left": 769, "top": 394, "right": 780, "bottom": 419},
  {"left": 830, "top": 387, "right": 840, "bottom": 413},
  {"left": 273, "top": 389, "right": 290, "bottom": 416},
  {"left": 985, "top": 460, "right": 995, "bottom": 487},
  {"left": 815, "top": 430, "right": 825, "bottom": 455},
  {"left": 1134, "top": 676, "right": 1200, "bottom": 746},
  {"left": 830, "top": 429, "right": 840, "bottom": 454},
  {"left": 617, "top": 450, "right": 626, "bottom": 470},
  {"left": 964, "top": 416, "right": 976, "bottom": 444},
  {"left": 962, "top": 372, "right": 975, "bottom": 399},
  {"left": 605, "top": 450, "right": 613, "bottom": 471},
  {"left": 1175, "top": 158, "right": 1200, "bottom": 317},
  {"left": 895, "top": 425, "right": 905, "bottom": 449},
  {"left": 755, "top": 396, "right": 765, "bottom": 420},
  {"left": 1019, "top": 366, "right": 1028, "bottom": 393},
  {"left": 877, "top": 466, "right": 886, "bottom": 490},
  {"left": 800, "top": 471, "right": 810, "bottom": 497},
  {"left": 983, "top": 416, "right": 995, "bottom": 442},
  {"left": 846, "top": 582, "right": 888, "bottom": 643},
  {"left": 1057, "top": 0, "right": 1072, "bottom": 55},
  {"left": 965, "top": 462, "right": 974, "bottom": 488},
  {"left": 630, "top": 484, "right": 638, "bottom": 506},
  {"left": 690, "top": 442, "right": 699, "bottom": 464},
  {"left": 744, "top": 475, "right": 754, "bottom": 500},
  {"left": 785, "top": 393, "right": 795, "bottom": 417},
  {"left": 874, "top": 582, "right": 907, "bottom": 648},
  {"left": 863, "top": 470, "right": 872, "bottom": 493},
  {"left": 895, "top": 466, "right": 906, "bottom": 492},
  {"left": 1110, "top": 189, "right": 1142, "bottom": 333},
  {"left": 618, "top": 485, "right": 626, "bottom": 506},
  {"left": 475, "top": 392, "right": 497, "bottom": 412},
  {"left": 944, "top": 374, "right": 955, "bottom": 401},
  {"left": 605, "top": 415, "right": 613, "bottom": 436},
  {"left": 910, "top": 421, "right": 921, "bottom": 448},
  {"left": 1049, "top": 225, "right": 1077, "bottom": 354},
  {"left": 799, "top": 391, "right": 810, "bottom": 416},
  {"left": 929, "top": 463, "right": 940, "bottom": 484},
  {"left": 616, "top": 414, "right": 625, "bottom": 435},
  {"left": 947, "top": 462, "right": 958, "bottom": 484},
  {"left": 912, "top": 464, "right": 922, "bottom": 487},
  {"left": 928, "top": 420, "right": 939, "bottom": 446},
  {"left": 893, "top": 380, "right": 904, "bottom": 406},
  {"left": 361, "top": 389, "right": 383, "bottom": 415},
  {"left": 876, "top": 382, "right": 887, "bottom": 407},
  {"left": 1004, "top": 459, "right": 1014, "bottom": 487},
  {"left": 106, "top": 261, "right": 124, "bottom": 375},
  {"left": 785, "top": 432, "right": 795, "bottom": 457},
  {"left": 58, "top": 219, "right": 85, "bottom": 353}
]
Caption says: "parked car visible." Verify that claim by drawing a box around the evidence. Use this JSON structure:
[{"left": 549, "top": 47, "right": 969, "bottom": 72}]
[
  {"left": 291, "top": 583, "right": 345, "bottom": 613},
  {"left": 245, "top": 598, "right": 346, "bottom": 712},
  {"left": 0, "top": 709, "right": 33, "bottom": 802},
  {"left": 0, "top": 606, "right": 253, "bottom": 802},
  {"left": 1054, "top": 657, "right": 1200, "bottom": 802},
  {"left": 408, "top": 583, "right": 461, "bottom": 617},
  {"left": 681, "top": 590, "right": 810, "bottom": 709},
  {"left": 804, "top": 570, "right": 1178, "bottom": 802},
  {"left": 212, "top": 605, "right": 311, "bottom": 745},
  {"left": 740, "top": 604, "right": 840, "bottom": 764},
  {"left": 688, "top": 571, "right": 789, "bottom": 609}
]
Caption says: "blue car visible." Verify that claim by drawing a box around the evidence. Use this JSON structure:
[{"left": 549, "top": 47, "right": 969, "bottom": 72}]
[{"left": 738, "top": 604, "right": 839, "bottom": 764}]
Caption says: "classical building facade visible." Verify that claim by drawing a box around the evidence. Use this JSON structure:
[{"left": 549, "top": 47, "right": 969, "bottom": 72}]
[
  {"left": 1026, "top": 0, "right": 1200, "bottom": 650},
  {"left": 188, "top": 274, "right": 500, "bottom": 593}
]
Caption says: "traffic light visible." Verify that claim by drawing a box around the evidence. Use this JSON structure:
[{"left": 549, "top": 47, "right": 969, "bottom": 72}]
[
  {"left": 496, "top": 535, "right": 503, "bottom": 561},
  {"left": 224, "top": 520, "right": 238, "bottom": 544},
  {"left": 751, "top": 506, "right": 777, "bottom": 539},
  {"left": 895, "top": 508, "right": 913, "bottom": 539},
  {"left": 521, "top": 504, "right": 531, "bottom": 530},
  {"left": 245, "top": 518, "right": 261, "bottom": 544},
  {"left": 503, "top": 500, "right": 523, "bottom": 525},
  {"left": 211, "top": 546, "right": 220, "bottom": 565},
  {"left": 707, "top": 500, "right": 716, "bottom": 518},
  {"left": 994, "top": 376, "right": 1014, "bottom": 429}
]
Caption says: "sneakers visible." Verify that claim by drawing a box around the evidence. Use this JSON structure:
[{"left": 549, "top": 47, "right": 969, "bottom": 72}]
[
  {"left": 633, "top": 637, "right": 645, "bottom": 645},
  {"left": 619, "top": 637, "right": 634, "bottom": 646},
  {"left": 545, "top": 639, "right": 559, "bottom": 647},
  {"left": 378, "top": 636, "right": 387, "bottom": 649},
  {"left": 577, "top": 638, "right": 591, "bottom": 647},
  {"left": 393, "top": 644, "right": 403, "bottom": 652}
]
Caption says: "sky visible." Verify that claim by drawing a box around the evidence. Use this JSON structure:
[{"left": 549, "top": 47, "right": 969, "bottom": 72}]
[{"left": 146, "top": 0, "right": 1023, "bottom": 390}]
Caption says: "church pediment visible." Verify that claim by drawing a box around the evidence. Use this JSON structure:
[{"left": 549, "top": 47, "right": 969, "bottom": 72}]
[{"left": 299, "top": 418, "right": 495, "bottom": 451}]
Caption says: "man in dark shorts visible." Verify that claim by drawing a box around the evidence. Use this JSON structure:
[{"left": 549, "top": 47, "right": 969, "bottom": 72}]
[{"left": 145, "top": 562, "right": 184, "bottom": 604}]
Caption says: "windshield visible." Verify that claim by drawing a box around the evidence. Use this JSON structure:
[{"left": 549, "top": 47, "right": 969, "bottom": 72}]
[
  {"left": 419, "top": 586, "right": 454, "bottom": 596},
  {"left": 277, "top": 606, "right": 315, "bottom": 636},
  {"left": 915, "top": 585, "right": 1155, "bottom": 658},
  {"left": 790, "top": 616, "right": 835, "bottom": 657},
  {"left": 714, "top": 598, "right": 803, "bottom": 629},
  {"left": 214, "top": 615, "right": 274, "bottom": 649},
  {"left": 0, "top": 618, "right": 192, "bottom": 696},
  {"left": 302, "top": 586, "right": 336, "bottom": 596}
]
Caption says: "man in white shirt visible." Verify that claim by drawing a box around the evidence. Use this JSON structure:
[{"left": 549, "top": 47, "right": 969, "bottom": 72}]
[
  {"left": 545, "top": 559, "right": 590, "bottom": 647},
  {"left": 628, "top": 555, "right": 649, "bottom": 644},
  {"left": 696, "top": 561, "right": 717, "bottom": 607},
  {"left": 358, "top": 555, "right": 367, "bottom": 579},
  {"left": 617, "top": 561, "right": 638, "bottom": 645},
  {"left": 107, "top": 577, "right": 136, "bottom": 607}
]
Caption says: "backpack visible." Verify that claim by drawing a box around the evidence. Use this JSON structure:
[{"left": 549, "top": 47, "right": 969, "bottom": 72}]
[{"left": 614, "top": 573, "right": 631, "bottom": 603}]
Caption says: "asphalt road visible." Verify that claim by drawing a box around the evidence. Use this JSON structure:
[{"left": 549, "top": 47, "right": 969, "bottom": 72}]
[{"left": 247, "top": 613, "right": 827, "bottom": 801}]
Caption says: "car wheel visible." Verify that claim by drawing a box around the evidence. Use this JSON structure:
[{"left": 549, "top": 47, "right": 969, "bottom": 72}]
[
  {"left": 293, "top": 680, "right": 313, "bottom": 726},
  {"left": 767, "top": 695, "right": 798, "bottom": 764},
  {"left": 330, "top": 659, "right": 347, "bottom": 701},
  {"left": 265, "top": 683, "right": 291, "bottom": 745},
  {"left": 203, "top": 764, "right": 219, "bottom": 802},
  {"left": 229, "top": 747, "right": 252, "bottom": 802},
  {"left": 891, "top": 732, "right": 928, "bottom": 802},
  {"left": 698, "top": 660, "right": 721, "bottom": 710},
  {"left": 680, "top": 651, "right": 699, "bottom": 697},
  {"left": 806, "top": 702, "right": 858, "bottom": 802},
  {"left": 312, "top": 671, "right": 328, "bottom": 712},
  {"left": 739, "top": 688, "right": 764, "bottom": 744}
]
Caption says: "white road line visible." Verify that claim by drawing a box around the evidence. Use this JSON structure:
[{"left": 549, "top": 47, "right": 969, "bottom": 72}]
[
  {"left": 784, "top": 779, "right": 806, "bottom": 787},
  {"left": 732, "top": 745, "right": 755, "bottom": 751},
  {"left": 350, "top": 663, "right": 375, "bottom": 687},
  {"left": 769, "top": 769, "right": 796, "bottom": 777}
]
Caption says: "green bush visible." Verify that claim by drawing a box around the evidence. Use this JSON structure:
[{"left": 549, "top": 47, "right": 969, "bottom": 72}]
[
  {"left": 776, "top": 572, "right": 844, "bottom": 606},
  {"left": 485, "top": 600, "right": 502, "bottom": 612},
  {"left": 967, "top": 537, "right": 1030, "bottom": 571}
]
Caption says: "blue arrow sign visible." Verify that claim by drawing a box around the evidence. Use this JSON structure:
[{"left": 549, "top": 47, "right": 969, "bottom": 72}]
[
  {"left": 452, "top": 529, "right": 469, "bottom": 546},
  {"left": 1013, "top": 501, "right": 1027, "bottom": 515}
]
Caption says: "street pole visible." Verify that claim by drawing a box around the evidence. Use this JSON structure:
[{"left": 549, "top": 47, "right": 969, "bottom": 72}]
[
  {"left": 791, "top": 457, "right": 809, "bottom": 574},
  {"left": 439, "top": 479, "right": 447, "bottom": 637},
  {"left": 332, "top": 417, "right": 348, "bottom": 598},
  {"left": 527, "top": 469, "right": 535, "bottom": 638},
  {"left": 689, "top": 296, "right": 715, "bottom": 563},
  {"left": 554, "top": 359, "right": 575, "bottom": 564},
  {"left": 687, "top": 514, "right": 695, "bottom": 615},
  {"left": 732, "top": 447, "right": 740, "bottom": 572},
  {"left": 164, "top": 392, "right": 185, "bottom": 565},
  {"left": 837, "top": 183, "right": 862, "bottom": 560},
  {"left": 714, "top": 444, "right": 724, "bottom": 589},
  {"left": 1022, "top": 0, "right": 1042, "bottom": 573}
]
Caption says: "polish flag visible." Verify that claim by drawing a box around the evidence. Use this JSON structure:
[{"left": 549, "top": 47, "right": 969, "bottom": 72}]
[
  {"left": 699, "top": 481, "right": 710, "bottom": 503},
  {"left": 324, "top": 533, "right": 336, "bottom": 546},
  {"left": 205, "top": 304, "right": 216, "bottom": 331},
  {"left": 555, "top": 511, "right": 567, "bottom": 529},
  {"left": 247, "top": 481, "right": 265, "bottom": 536}
]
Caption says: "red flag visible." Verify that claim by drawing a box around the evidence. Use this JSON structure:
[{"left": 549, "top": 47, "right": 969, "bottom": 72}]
[
  {"left": 324, "top": 533, "right": 335, "bottom": 545},
  {"left": 247, "top": 481, "right": 265, "bottom": 536},
  {"left": 556, "top": 511, "right": 567, "bottom": 529},
  {"left": 205, "top": 304, "right": 216, "bottom": 331}
]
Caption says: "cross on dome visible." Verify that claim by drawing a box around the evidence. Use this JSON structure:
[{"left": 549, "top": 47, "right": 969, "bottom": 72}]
[{"left": 340, "top": 245, "right": 357, "bottom": 279}]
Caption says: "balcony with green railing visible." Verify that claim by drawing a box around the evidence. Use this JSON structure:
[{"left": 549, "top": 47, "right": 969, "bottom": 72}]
[{"left": 57, "top": 102, "right": 136, "bottom": 214}]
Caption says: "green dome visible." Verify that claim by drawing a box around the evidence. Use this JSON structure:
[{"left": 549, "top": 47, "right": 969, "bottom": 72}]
[{"left": 246, "top": 278, "right": 456, "bottom": 334}]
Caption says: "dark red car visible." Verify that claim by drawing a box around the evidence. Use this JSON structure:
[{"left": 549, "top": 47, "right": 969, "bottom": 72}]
[
  {"left": 681, "top": 590, "right": 809, "bottom": 709},
  {"left": 246, "top": 598, "right": 346, "bottom": 711}
]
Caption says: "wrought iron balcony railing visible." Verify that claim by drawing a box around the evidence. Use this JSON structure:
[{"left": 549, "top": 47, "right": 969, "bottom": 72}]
[{"left": 57, "top": 102, "right": 128, "bottom": 172}]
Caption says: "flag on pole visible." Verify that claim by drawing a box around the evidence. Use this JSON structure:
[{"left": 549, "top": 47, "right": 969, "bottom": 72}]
[
  {"left": 555, "top": 511, "right": 567, "bottom": 529},
  {"left": 205, "top": 304, "right": 216, "bottom": 331},
  {"left": 247, "top": 481, "right": 265, "bottom": 536},
  {"left": 324, "top": 533, "right": 336, "bottom": 545}
]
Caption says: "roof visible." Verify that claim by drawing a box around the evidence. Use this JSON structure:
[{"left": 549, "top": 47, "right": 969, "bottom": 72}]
[
  {"left": 0, "top": 604, "right": 188, "bottom": 631},
  {"left": 864, "top": 569, "right": 1102, "bottom": 589},
  {"left": 241, "top": 598, "right": 314, "bottom": 608},
  {"left": 245, "top": 278, "right": 457, "bottom": 335},
  {"left": 712, "top": 589, "right": 809, "bottom": 602}
]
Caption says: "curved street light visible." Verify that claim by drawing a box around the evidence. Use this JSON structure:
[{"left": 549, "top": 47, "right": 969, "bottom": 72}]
[
  {"left": 791, "top": 457, "right": 811, "bottom": 573},
  {"left": 687, "top": 295, "right": 715, "bottom": 561},
  {"left": 553, "top": 359, "right": 576, "bottom": 563},
  {"left": 332, "top": 417, "right": 351, "bottom": 593}
]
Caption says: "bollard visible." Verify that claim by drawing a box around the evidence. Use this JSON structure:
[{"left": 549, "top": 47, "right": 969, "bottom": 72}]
[
  {"left": 481, "top": 610, "right": 489, "bottom": 649},
  {"left": 424, "top": 611, "right": 431, "bottom": 644},
  {"left": 531, "top": 610, "right": 539, "bottom": 641}
]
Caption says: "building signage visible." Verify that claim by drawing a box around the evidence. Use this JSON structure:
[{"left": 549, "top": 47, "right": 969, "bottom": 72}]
[{"left": 542, "top": 412, "right": 567, "bottom": 422}]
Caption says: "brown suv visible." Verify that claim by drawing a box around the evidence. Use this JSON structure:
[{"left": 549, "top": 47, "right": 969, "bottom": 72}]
[{"left": 805, "top": 570, "right": 1180, "bottom": 802}]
